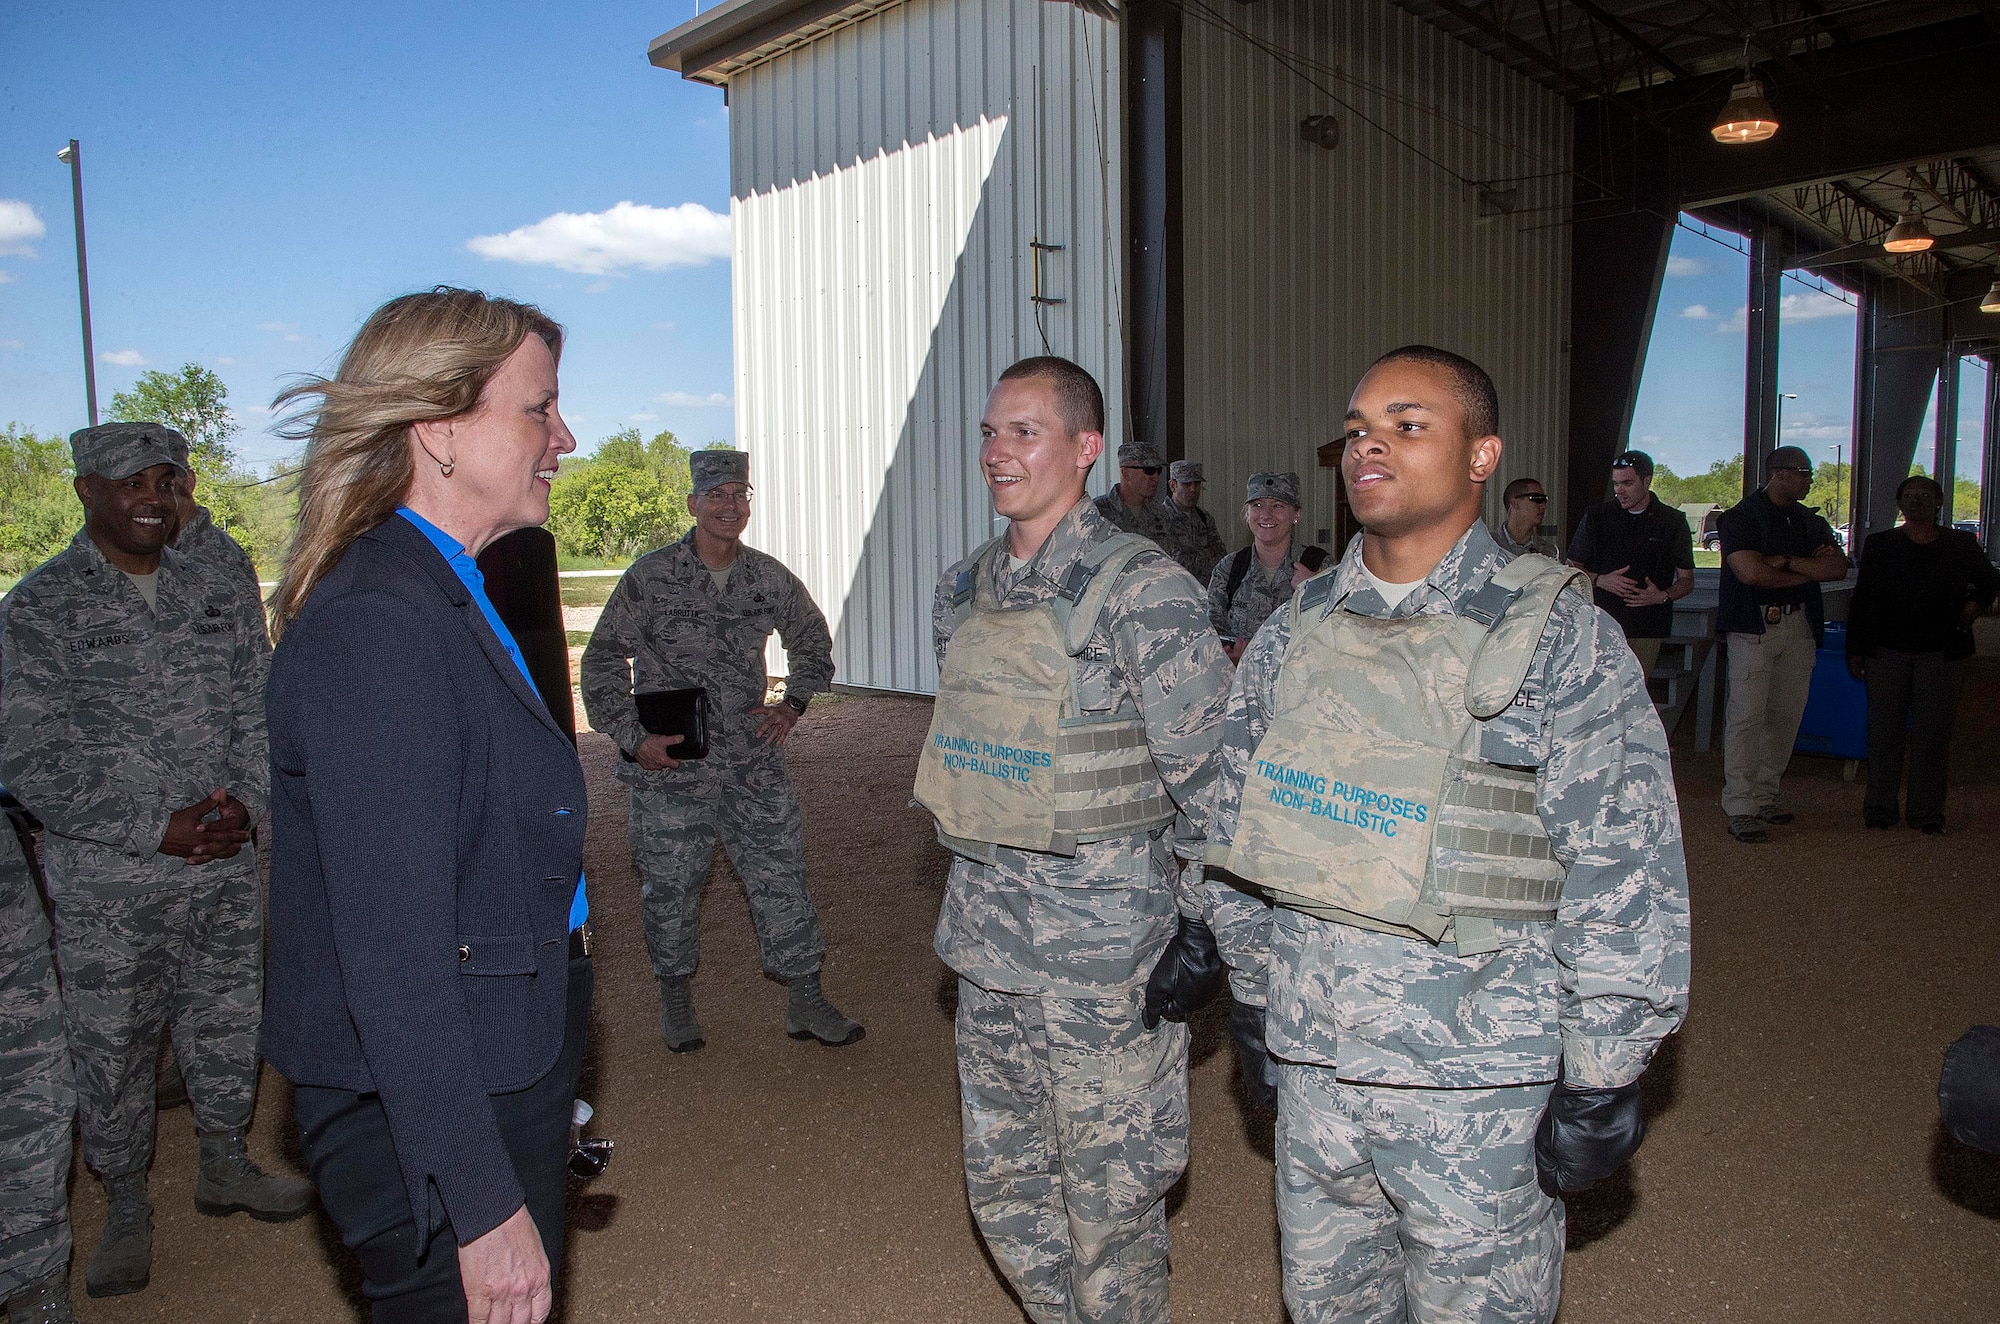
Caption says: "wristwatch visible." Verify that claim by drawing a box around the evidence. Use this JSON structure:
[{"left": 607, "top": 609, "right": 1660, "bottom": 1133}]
[{"left": 784, "top": 692, "right": 810, "bottom": 715}]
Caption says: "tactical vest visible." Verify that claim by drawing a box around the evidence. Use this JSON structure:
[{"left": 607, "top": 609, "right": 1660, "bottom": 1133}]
[
  {"left": 1216, "top": 554, "right": 1584, "bottom": 954},
  {"left": 914, "top": 534, "right": 1177, "bottom": 862}
]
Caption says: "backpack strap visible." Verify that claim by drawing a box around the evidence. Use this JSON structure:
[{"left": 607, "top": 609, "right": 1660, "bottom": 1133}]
[
  {"left": 1463, "top": 556, "right": 1587, "bottom": 719},
  {"left": 1055, "top": 533, "right": 1154, "bottom": 657},
  {"left": 942, "top": 537, "right": 1004, "bottom": 623},
  {"left": 1222, "top": 546, "right": 1254, "bottom": 612}
]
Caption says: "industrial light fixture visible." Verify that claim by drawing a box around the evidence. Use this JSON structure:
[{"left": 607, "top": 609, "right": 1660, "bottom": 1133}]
[
  {"left": 1981, "top": 279, "right": 2000, "bottom": 314},
  {"left": 1882, "top": 193, "right": 1936, "bottom": 254},
  {"left": 1299, "top": 114, "right": 1339, "bottom": 151},
  {"left": 1711, "top": 77, "right": 1779, "bottom": 143}
]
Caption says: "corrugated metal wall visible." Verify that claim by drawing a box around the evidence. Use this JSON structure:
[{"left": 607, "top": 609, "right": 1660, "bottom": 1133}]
[
  {"left": 728, "top": 0, "right": 1124, "bottom": 694},
  {"left": 1179, "top": 0, "right": 1573, "bottom": 553}
]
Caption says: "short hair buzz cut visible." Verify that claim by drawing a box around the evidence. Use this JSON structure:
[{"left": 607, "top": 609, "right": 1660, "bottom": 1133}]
[
  {"left": 1502, "top": 477, "right": 1543, "bottom": 502},
  {"left": 998, "top": 355, "right": 1106, "bottom": 436},
  {"left": 1370, "top": 344, "right": 1499, "bottom": 439}
]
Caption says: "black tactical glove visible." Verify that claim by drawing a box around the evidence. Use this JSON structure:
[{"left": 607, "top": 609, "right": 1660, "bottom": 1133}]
[
  {"left": 1939, "top": 1025, "right": 2000, "bottom": 1155},
  {"left": 1228, "top": 999, "right": 1280, "bottom": 1113},
  {"left": 1534, "top": 1079, "right": 1645, "bottom": 1198},
  {"left": 1142, "top": 914, "right": 1224, "bottom": 1029}
]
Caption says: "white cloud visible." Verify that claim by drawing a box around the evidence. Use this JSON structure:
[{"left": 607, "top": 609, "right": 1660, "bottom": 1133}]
[
  {"left": 0, "top": 338, "right": 23, "bottom": 351},
  {"left": 583, "top": 280, "right": 612, "bottom": 295},
  {"left": 1780, "top": 288, "right": 1854, "bottom": 323},
  {"left": 628, "top": 410, "right": 660, "bottom": 422},
  {"left": 0, "top": 270, "right": 15, "bottom": 284},
  {"left": 0, "top": 200, "right": 45, "bottom": 257},
  {"left": 256, "top": 320, "right": 295, "bottom": 332},
  {"left": 654, "top": 390, "right": 733, "bottom": 407},
  {"left": 651, "top": 320, "right": 676, "bottom": 330},
  {"left": 1714, "top": 289, "right": 1854, "bottom": 335},
  {"left": 1680, "top": 304, "right": 1710, "bottom": 319},
  {"left": 467, "top": 201, "right": 730, "bottom": 276},
  {"left": 1665, "top": 256, "right": 1705, "bottom": 277},
  {"left": 215, "top": 356, "right": 238, "bottom": 366},
  {"left": 100, "top": 348, "right": 148, "bottom": 367}
]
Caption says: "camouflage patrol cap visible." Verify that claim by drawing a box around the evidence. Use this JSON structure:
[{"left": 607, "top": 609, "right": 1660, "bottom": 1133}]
[
  {"left": 690, "top": 448, "right": 750, "bottom": 495},
  {"left": 1117, "top": 439, "right": 1167, "bottom": 469},
  {"left": 69, "top": 422, "right": 191, "bottom": 481},
  {"left": 1245, "top": 471, "right": 1301, "bottom": 506},
  {"left": 1169, "top": 460, "right": 1205, "bottom": 484}
]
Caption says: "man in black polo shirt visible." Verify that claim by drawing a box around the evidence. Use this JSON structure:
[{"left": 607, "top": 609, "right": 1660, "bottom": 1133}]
[
  {"left": 1565, "top": 450, "right": 1694, "bottom": 678},
  {"left": 1714, "top": 446, "right": 1849, "bottom": 843}
]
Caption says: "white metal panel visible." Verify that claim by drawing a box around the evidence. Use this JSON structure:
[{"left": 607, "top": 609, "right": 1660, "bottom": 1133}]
[
  {"left": 1179, "top": 0, "right": 1573, "bottom": 552},
  {"left": 727, "top": 0, "right": 1124, "bottom": 694}
]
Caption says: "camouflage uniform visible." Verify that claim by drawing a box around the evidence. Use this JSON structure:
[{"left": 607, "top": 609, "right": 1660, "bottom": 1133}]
[
  {"left": 0, "top": 814, "right": 74, "bottom": 1301},
  {"left": 1207, "top": 538, "right": 1306, "bottom": 642},
  {"left": 929, "top": 497, "right": 1247, "bottom": 1324},
  {"left": 0, "top": 531, "right": 271, "bottom": 1182},
  {"left": 581, "top": 529, "right": 836, "bottom": 981},
  {"left": 172, "top": 506, "right": 260, "bottom": 601},
  {"left": 1091, "top": 487, "right": 1173, "bottom": 549},
  {"left": 1158, "top": 501, "right": 1227, "bottom": 586},
  {"left": 1205, "top": 522, "right": 1691, "bottom": 1323}
]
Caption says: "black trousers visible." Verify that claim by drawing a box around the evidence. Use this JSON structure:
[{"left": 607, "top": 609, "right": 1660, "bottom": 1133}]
[
  {"left": 1863, "top": 648, "right": 1964, "bottom": 829},
  {"left": 295, "top": 956, "right": 592, "bottom": 1323}
]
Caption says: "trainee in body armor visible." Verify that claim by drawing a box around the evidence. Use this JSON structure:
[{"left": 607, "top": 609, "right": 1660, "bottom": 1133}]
[{"left": 1202, "top": 346, "right": 1692, "bottom": 1324}]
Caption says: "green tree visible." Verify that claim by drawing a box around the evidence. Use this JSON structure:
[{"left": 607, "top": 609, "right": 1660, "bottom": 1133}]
[
  {"left": 1652, "top": 455, "right": 1744, "bottom": 510},
  {"left": 545, "top": 428, "right": 695, "bottom": 561},
  {"left": 107, "top": 363, "right": 253, "bottom": 537},
  {"left": 107, "top": 363, "right": 240, "bottom": 472},
  {"left": 547, "top": 462, "right": 673, "bottom": 559},
  {"left": 0, "top": 423, "right": 81, "bottom": 576}
]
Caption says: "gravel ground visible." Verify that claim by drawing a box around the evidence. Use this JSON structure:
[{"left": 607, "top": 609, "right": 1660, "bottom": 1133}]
[{"left": 62, "top": 642, "right": 2000, "bottom": 1323}]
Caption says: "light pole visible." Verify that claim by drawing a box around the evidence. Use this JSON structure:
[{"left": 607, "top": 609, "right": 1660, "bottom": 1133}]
[
  {"left": 1776, "top": 391, "right": 1798, "bottom": 448},
  {"left": 1828, "top": 442, "right": 1844, "bottom": 534},
  {"left": 56, "top": 139, "right": 98, "bottom": 427}
]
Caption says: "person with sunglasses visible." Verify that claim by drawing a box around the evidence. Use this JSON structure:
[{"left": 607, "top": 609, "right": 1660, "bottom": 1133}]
[
  {"left": 1564, "top": 451, "right": 1695, "bottom": 678},
  {"left": 1714, "top": 445, "right": 1849, "bottom": 843},
  {"left": 1090, "top": 439, "right": 1176, "bottom": 549},
  {"left": 1493, "top": 477, "right": 1558, "bottom": 559}
]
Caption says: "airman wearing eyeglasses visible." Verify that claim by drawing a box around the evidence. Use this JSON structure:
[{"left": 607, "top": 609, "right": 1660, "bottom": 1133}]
[
  {"left": 581, "top": 448, "right": 864, "bottom": 1051},
  {"left": 1494, "top": 477, "right": 1558, "bottom": 559}
]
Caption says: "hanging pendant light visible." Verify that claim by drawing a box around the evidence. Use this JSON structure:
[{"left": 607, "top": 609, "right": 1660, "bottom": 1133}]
[
  {"left": 1981, "top": 279, "right": 2000, "bottom": 314},
  {"left": 1711, "top": 78, "right": 1780, "bottom": 143},
  {"left": 1882, "top": 193, "right": 1936, "bottom": 254}
]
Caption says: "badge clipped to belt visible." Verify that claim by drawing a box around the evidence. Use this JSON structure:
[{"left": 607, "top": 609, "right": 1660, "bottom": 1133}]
[{"left": 1765, "top": 604, "right": 1783, "bottom": 625}]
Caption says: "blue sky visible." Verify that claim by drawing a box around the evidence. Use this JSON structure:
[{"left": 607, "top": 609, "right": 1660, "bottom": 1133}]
[
  {"left": 1, "top": 2, "right": 733, "bottom": 470},
  {"left": 1632, "top": 217, "right": 1987, "bottom": 481}
]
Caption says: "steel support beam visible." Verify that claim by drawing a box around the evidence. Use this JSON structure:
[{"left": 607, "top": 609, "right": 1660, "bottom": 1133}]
[
  {"left": 1564, "top": 99, "right": 1674, "bottom": 544},
  {"left": 1743, "top": 225, "right": 1786, "bottom": 490},
  {"left": 1982, "top": 362, "right": 2000, "bottom": 561},
  {"left": 1850, "top": 283, "right": 1943, "bottom": 558},
  {"left": 1935, "top": 353, "right": 1962, "bottom": 488},
  {"left": 1125, "top": 0, "right": 1183, "bottom": 460},
  {"left": 1642, "top": 19, "right": 2000, "bottom": 209}
]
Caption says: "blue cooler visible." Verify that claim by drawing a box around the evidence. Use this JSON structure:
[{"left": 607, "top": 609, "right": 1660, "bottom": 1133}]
[{"left": 1794, "top": 621, "right": 1868, "bottom": 759}]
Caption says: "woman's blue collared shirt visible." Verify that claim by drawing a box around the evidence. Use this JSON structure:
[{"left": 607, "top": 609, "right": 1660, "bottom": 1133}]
[{"left": 396, "top": 508, "right": 587, "bottom": 930}]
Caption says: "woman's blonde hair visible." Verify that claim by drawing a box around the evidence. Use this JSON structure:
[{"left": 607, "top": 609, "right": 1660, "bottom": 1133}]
[{"left": 269, "top": 287, "right": 562, "bottom": 637}]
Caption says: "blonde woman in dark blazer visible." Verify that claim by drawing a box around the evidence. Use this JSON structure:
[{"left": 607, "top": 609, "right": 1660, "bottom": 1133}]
[{"left": 263, "top": 288, "right": 590, "bottom": 1324}]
